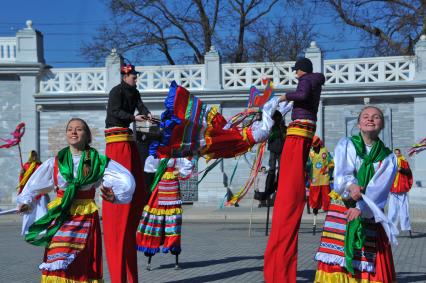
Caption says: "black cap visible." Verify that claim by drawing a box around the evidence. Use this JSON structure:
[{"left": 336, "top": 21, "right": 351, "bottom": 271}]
[
  {"left": 291, "top": 58, "right": 313, "bottom": 73},
  {"left": 121, "top": 63, "right": 139, "bottom": 75}
]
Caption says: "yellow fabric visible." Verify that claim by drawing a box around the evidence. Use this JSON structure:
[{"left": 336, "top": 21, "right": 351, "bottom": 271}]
[
  {"left": 41, "top": 275, "right": 103, "bottom": 283},
  {"left": 17, "top": 162, "right": 37, "bottom": 191},
  {"left": 206, "top": 106, "right": 219, "bottom": 127},
  {"left": 48, "top": 242, "right": 85, "bottom": 250},
  {"left": 393, "top": 156, "right": 403, "bottom": 188},
  {"left": 161, "top": 171, "right": 178, "bottom": 180},
  {"left": 314, "top": 270, "right": 383, "bottom": 283},
  {"left": 322, "top": 231, "right": 345, "bottom": 241},
  {"left": 287, "top": 126, "right": 315, "bottom": 139},
  {"left": 329, "top": 191, "right": 342, "bottom": 200},
  {"left": 309, "top": 147, "right": 334, "bottom": 186},
  {"left": 144, "top": 205, "right": 183, "bottom": 215},
  {"left": 105, "top": 133, "right": 133, "bottom": 143},
  {"left": 48, "top": 198, "right": 98, "bottom": 215}
]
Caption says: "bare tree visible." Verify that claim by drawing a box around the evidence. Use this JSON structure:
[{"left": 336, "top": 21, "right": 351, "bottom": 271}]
[
  {"left": 82, "top": 0, "right": 281, "bottom": 65},
  {"left": 319, "top": 0, "right": 426, "bottom": 56},
  {"left": 248, "top": 18, "right": 316, "bottom": 62},
  {"left": 227, "top": 0, "right": 280, "bottom": 62},
  {"left": 82, "top": 0, "right": 221, "bottom": 65}
]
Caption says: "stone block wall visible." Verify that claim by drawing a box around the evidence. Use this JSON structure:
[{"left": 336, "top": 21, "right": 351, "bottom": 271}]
[{"left": 0, "top": 75, "right": 21, "bottom": 203}]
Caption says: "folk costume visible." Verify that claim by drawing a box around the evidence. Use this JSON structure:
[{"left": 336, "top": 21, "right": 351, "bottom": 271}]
[
  {"left": 18, "top": 153, "right": 49, "bottom": 235},
  {"left": 136, "top": 157, "right": 193, "bottom": 258},
  {"left": 388, "top": 153, "right": 413, "bottom": 232},
  {"left": 307, "top": 137, "right": 334, "bottom": 212},
  {"left": 264, "top": 66, "right": 325, "bottom": 282},
  {"left": 314, "top": 136, "right": 398, "bottom": 283},
  {"left": 104, "top": 64, "right": 150, "bottom": 283},
  {"left": 17, "top": 147, "right": 135, "bottom": 283}
]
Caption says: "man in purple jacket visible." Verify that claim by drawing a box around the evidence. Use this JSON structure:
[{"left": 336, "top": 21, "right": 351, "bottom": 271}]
[{"left": 264, "top": 58, "right": 325, "bottom": 283}]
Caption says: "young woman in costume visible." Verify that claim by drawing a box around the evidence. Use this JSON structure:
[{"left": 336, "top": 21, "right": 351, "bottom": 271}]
[
  {"left": 314, "top": 106, "right": 398, "bottom": 282},
  {"left": 17, "top": 118, "right": 135, "bottom": 283},
  {"left": 136, "top": 156, "right": 193, "bottom": 270},
  {"left": 18, "top": 150, "right": 50, "bottom": 235}
]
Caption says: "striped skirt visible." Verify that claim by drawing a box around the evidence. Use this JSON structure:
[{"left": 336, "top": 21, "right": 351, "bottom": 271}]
[
  {"left": 315, "top": 198, "right": 396, "bottom": 282},
  {"left": 40, "top": 197, "right": 102, "bottom": 283},
  {"left": 136, "top": 176, "right": 182, "bottom": 256}
]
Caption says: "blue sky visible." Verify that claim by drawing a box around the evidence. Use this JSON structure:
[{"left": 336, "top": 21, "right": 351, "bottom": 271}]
[{"left": 0, "top": 0, "right": 365, "bottom": 68}]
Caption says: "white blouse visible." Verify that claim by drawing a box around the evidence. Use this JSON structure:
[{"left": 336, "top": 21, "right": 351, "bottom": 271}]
[
  {"left": 333, "top": 137, "right": 398, "bottom": 244},
  {"left": 17, "top": 155, "right": 136, "bottom": 205},
  {"left": 144, "top": 156, "right": 193, "bottom": 177}
]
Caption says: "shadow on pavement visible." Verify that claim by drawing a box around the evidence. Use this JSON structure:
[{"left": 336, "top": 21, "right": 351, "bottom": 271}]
[
  {"left": 397, "top": 272, "right": 426, "bottom": 282},
  {"left": 157, "top": 255, "right": 264, "bottom": 270},
  {"left": 161, "top": 266, "right": 263, "bottom": 283},
  {"left": 296, "top": 269, "right": 316, "bottom": 282}
]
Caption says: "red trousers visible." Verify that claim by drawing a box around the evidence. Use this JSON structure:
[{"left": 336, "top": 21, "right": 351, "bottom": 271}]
[
  {"left": 103, "top": 140, "right": 147, "bottom": 283},
  {"left": 264, "top": 134, "right": 313, "bottom": 283},
  {"left": 309, "top": 185, "right": 331, "bottom": 211}
]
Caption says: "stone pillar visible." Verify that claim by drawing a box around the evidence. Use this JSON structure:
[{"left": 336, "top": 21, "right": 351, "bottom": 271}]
[
  {"left": 316, "top": 99, "right": 323, "bottom": 141},
  {"left": 413, "top": 35, "right": 426, "bottom": 187},
  {"left": 105, "top": 48, "right": 123, "bottom": 93},
  {"left": 16, "top": 20, "right": 45, "bottom": 64},
  {"left": 15, "top": 20, "right": 44, "bottom": 157},
  {"left": 305, "top": 41, "right": 323, "bottom": 73},
  {"left": 204, "top": 46, "right": 222, "bottom": 90}
]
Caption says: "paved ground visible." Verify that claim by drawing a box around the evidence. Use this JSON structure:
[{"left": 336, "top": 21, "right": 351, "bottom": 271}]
[{"left": 1, "top": 211, "right": 426, "bottom": 283}]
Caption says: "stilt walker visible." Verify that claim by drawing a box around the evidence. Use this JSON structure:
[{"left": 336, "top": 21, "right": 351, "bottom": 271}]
[
  {"left": 136, "top": 157, "right": 193, "bottom": 270},
  {"left": 103, "top": 63, "right": 151, "bottom": 283},
  {"left": 306, "top": 136, "right": 334, "bottom": 235},
  {"left": 264, "top": 58, "right": 325, "bottom": 283}
]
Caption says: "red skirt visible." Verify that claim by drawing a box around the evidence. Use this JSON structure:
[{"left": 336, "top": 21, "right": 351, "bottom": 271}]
[{"left": 41, "top": 211, "right": 102, "bottom": 283}]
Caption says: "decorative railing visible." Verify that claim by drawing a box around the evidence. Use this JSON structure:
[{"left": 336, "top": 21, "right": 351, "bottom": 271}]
[
  {"left": 222, "top": 62, "right": 298, "bottom": 89},
  {"left": 37, "top": 56, "right": 416, "bottom": 94},
  {"left": 40, "top": 68, "right": 106, "bottom": 93},
  {"left": 324, "top": 56, "right": 415, "bottom": 84},
  {"left": 0, "top": 37, "right": 16, "bottom": 62},
  {"left": 136, "top": 64, "right": 204, "bottom": 91}
]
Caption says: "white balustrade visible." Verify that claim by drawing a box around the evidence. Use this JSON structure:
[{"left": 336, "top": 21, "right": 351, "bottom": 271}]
[
  {"left": 324, "top": 56, "right": 415, "bottom": 84},
  {"left": 136, "top": 64, "right": 204, "bottom": 91},
  {"left": 40, "top": 68, "right": 106, "bottom": 93},
  {"left": 0, "top": 37, "right": 16, "bottom": 62},
  {"left": 222, "top": 62, "right": 298, "bottom": 89},
  {"left": 37, "top": 56, "right": 416, "bottom": 94}
]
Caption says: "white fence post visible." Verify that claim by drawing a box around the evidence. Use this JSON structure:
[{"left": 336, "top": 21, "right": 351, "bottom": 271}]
[
  {"left": 305, "top": 41, "right": 323, "bottom": 73},
  {"left": 204, "top": 46, "right": 222, "bottom": 90},
  {"left": 15, "top": 20, "right": 44, "bottom": 63},
  {"left": 105, "top": 48, "right": 123, "bottom": 93}
]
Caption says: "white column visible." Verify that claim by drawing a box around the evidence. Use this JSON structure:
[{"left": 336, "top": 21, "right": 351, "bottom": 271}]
[
  {"left": 15, "top": 20, "right": 44, "bottom": 157},
  {"left": 204, "top": 46, "right": 222, "bottom": 90},
  {"left": 105, "top": 48, "right": 123, "bottom": 93},
  {"left": 305, "top": 41, "right": 323, "bottom": 73},
  {"left": 413, "top": 35, "right": 426, "bottom": 187},
  {"left": 316, "top": 99, "right": 323, "bottom": 141}
]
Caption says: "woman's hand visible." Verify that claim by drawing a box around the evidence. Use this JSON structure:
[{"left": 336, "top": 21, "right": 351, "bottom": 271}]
[
  {"left": 279, "top": 94, "right": 287, "bottom": 102},
  {"left": 18, "top": 204, "right": 31, "bottom": 214},
  {"left": 173, "top": 170, "right": 179, "bottom": 177},
  {"left": 348, "top": 184, "right": 363, "bottom": 201},
  {"left": 101, "top": 186, "right": 116, "bottom": 203},
  {"left": 345, "top": 208, "right": 361, "bottom": 222}
]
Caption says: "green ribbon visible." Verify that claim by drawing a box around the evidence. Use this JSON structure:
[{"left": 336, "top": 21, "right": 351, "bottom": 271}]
[
  {"left": 150, "top": 158, "right": 170, "bottom": 192},
  {"left": 345, "top": 134, "right": 391, "bottom": 274},
  {"left": 25, "top": 147, "right": 109, "bottom": 247}
]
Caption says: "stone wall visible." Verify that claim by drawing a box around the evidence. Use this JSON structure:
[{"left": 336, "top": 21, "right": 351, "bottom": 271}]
[
  {"left": 0, "top": 75, "right": 21, "bottom": 203},
  {"left": 39, "top": 107, "right": 107, "bottom": 161}
]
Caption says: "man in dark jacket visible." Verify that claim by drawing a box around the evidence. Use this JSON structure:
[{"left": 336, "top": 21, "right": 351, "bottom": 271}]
[
  {"left": 103, "top": 64, "right": 150, "bottom": 283},
  {"left": 264, "top": 57, "right": 326, "bottom": 283}
]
